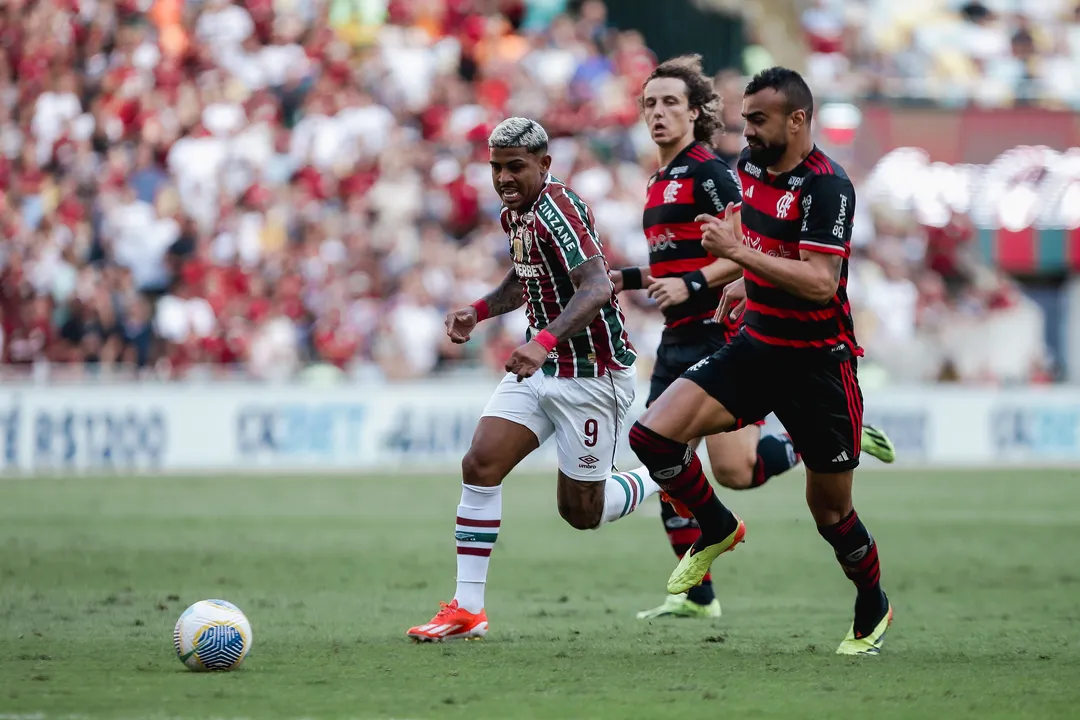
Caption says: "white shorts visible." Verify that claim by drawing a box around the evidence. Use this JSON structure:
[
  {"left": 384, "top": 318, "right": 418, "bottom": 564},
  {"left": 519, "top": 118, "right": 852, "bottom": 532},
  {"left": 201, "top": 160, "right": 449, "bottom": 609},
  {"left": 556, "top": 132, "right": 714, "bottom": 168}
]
[{"left": 481, "top": 366, "right": 637, "bottom": 481}]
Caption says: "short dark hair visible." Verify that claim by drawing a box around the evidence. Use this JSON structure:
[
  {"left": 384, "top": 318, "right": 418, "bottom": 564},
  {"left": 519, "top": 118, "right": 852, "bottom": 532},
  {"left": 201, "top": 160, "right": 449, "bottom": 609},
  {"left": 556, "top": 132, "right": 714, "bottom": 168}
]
[
  {"left": 744, "top": 67, "right": 815, "bottom": 124},
  {"left": 641, "top": 54, "right": 722, "bottom": 143}
]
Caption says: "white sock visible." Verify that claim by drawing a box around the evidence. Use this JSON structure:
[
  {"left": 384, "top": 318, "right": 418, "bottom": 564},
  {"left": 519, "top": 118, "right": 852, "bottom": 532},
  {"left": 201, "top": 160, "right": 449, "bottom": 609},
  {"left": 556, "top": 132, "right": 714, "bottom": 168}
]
[
  {"left": 598, "top": 466, "right": 660, "bottom": 526},
  {"left": 453, "top": 483, "right": 502, "bottom": 613}
]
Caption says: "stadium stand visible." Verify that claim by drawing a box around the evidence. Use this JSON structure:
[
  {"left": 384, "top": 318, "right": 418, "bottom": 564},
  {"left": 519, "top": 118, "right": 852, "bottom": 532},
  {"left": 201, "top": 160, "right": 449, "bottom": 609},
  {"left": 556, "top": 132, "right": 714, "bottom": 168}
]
[{"left": 0, "top": 0, "right": 1054, "bottom": 385}]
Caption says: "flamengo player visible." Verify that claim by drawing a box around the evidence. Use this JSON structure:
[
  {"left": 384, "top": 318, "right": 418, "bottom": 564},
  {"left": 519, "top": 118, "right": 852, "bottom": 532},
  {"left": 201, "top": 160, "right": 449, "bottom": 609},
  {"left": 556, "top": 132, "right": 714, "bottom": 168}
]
[
  {"left": 610, "top": 55, "right": 802, "bottom": 621},
  {"left": 407, "top": 117, "right": 660, "bottom": 642},
  {"left": 627, "top": 68, "right": 895, "bottom": 655}
]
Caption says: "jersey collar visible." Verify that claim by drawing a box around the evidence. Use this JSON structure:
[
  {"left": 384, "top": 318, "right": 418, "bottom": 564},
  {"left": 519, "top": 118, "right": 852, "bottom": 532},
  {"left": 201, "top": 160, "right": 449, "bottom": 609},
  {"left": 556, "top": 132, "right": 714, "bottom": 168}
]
[
  {"left": 766, "top": 144, "right": 820, "bottom": 184},
  {"left": 658, "top": 141, "right": 698, "bottom": 175}
]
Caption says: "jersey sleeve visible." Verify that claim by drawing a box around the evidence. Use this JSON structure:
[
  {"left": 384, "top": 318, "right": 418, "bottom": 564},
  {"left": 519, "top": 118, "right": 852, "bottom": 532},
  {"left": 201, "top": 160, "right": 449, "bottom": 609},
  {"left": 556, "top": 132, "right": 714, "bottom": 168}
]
[
  {"left": 799, "top": 173, "right": 855, "bottom": 257},
  {"left": 694, "top": 159, "right": 743, "bottom": 218},
  {"left": 536, "top": 188, "right": 603, "bottom": 272}
]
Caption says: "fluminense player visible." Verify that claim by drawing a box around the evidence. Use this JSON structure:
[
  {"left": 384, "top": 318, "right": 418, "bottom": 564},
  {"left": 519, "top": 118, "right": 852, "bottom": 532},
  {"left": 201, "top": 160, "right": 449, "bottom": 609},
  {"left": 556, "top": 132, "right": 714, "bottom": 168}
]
[{"left": 407, "top": 117, "right": 659, "bottom": 642}]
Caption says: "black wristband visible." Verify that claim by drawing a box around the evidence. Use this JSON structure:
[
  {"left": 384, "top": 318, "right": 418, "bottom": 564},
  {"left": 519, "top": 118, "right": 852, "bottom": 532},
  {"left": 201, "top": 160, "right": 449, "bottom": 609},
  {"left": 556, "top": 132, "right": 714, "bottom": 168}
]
[
  {"left": 682, "top": 269, "right": 709, "bottom": 296},
  {"left": 620, "top": 267, "right": 644, "bottom": 290}
]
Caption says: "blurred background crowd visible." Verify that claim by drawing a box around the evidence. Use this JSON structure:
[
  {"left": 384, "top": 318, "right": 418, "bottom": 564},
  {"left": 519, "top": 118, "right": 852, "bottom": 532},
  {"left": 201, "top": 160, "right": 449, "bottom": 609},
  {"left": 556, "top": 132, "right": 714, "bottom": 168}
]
[
  {"left": 0, "top": 0, "right": 1072, "bottom": 386},
  {"left": 802, "top": 0, "right": 1080, "bottom": 107}
]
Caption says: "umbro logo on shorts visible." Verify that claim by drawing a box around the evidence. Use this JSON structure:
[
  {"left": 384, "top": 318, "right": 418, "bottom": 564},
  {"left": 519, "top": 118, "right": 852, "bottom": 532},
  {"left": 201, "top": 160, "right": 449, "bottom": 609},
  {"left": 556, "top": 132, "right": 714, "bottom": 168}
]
[{"left": 578, "top": 454, "right": 600, "bottom": 469}]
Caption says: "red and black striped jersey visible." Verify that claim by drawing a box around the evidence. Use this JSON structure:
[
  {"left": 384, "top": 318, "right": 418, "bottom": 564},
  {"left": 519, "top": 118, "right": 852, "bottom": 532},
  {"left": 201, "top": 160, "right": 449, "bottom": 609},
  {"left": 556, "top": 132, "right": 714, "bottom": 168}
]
[
  {"left": 643, "top": 141, "right": 742, "bottom": 328},
  {"left": 499, "top": 175, "right": 637, "bottom": 379},
  {"left": 736, "top": 145, "right": 858, "bottom": 352}
]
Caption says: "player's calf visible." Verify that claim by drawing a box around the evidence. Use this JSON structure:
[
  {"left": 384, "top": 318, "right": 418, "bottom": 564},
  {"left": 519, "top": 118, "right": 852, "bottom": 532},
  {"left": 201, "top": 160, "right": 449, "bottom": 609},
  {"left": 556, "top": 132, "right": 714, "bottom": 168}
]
[
  {"left": 556, "top": 469, "right": 660, "bottom": 530},
  {"left": 556, "top": 474, "right": 604, "bottom": 529},
  {"left": 707, "top": 429, "right": 799, "bottom": 491},
  {"left": 806, "top": 468, "right": 889, "bottom": 642}
]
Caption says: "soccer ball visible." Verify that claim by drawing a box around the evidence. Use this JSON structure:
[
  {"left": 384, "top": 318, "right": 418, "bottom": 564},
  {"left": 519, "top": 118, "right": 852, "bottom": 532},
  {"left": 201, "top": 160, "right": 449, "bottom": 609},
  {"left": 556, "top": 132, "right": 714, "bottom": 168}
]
[{"left": 173, "top": 599, "right": 253, "bottom": 672}]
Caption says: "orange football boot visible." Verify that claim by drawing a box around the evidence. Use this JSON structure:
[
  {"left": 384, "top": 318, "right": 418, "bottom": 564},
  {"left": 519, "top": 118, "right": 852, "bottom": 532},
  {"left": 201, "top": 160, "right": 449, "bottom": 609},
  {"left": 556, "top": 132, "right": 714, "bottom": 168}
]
[{"left": 407, "top": 600, "right": 489, "bottom": 642}]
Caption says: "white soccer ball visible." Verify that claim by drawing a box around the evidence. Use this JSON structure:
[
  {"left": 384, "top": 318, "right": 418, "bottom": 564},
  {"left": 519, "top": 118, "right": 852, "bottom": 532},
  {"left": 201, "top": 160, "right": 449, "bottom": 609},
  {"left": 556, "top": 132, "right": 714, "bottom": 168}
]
[{"left": 173, "top": 599, "right": 253, "bottom": 672}]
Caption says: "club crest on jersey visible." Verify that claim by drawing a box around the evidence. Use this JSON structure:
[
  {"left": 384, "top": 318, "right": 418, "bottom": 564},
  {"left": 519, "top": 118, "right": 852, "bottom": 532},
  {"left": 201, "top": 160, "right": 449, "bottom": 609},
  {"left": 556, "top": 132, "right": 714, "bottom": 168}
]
[
  {"left": 511, "top": 221, "right": 533, "bottom": 262},
  {"left": 663, "top": 181, "right": 682, "bottom": 204},
  {"left": 776, "top": 191, "right": 795, "bottom": 219}
]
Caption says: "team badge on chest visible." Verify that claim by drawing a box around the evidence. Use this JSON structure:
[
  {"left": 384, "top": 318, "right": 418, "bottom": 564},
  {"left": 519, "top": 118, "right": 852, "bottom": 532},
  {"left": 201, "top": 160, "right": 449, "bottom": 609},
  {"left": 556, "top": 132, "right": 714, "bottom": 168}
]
[
  {"left": 522, "top": 212, "right": 534, "bottom": 256},
  {"left": 512, "top": 213, "right": 535, "bottom": 262}
]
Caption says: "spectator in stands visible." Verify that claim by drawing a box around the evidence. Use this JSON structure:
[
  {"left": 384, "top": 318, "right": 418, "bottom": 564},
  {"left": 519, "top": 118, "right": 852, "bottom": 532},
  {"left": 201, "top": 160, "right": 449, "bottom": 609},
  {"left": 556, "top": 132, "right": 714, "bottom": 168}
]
[{"left": 0, "top": 0, "right": 1054, "bottom": 385}]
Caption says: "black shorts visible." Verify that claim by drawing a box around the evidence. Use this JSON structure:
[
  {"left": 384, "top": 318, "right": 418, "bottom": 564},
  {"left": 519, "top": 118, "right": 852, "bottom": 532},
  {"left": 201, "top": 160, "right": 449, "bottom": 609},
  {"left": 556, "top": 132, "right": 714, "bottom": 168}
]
[
  {"left": 682, "top": 329, "right": 863, "bottom": 473},
  {"left": 646, "top": 325, "right": 729, "bottom": 406}
]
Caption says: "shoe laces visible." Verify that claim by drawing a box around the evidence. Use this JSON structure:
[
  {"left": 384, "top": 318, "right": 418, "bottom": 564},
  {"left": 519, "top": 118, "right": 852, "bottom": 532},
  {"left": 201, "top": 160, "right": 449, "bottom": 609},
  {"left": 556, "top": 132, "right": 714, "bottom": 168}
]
[{"left": 432, "top": 600, "right": 459, "bottom": 622}]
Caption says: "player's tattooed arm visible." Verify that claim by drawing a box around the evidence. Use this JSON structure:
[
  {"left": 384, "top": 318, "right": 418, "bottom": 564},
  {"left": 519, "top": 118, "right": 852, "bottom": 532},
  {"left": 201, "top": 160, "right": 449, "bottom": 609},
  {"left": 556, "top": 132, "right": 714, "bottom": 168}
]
[
  {"left": 542, "top": 256, "right": 611, "bottom": 342},
  {"left": 482, "top": 267, "right": 526, "bottom": 317},
  {"left": 792, "top": 250, "right": 843, "bottom": 303}
]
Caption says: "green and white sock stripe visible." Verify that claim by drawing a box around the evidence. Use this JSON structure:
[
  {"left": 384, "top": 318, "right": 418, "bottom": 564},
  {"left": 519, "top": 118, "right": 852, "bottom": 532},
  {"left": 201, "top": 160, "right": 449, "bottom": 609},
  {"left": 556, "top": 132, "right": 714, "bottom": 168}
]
[
  {"left": 611, "top": 471, "right": 648, "bottom": 519},
  {"left": 455, "top": 515, "right": 500, "bottom": 557}
]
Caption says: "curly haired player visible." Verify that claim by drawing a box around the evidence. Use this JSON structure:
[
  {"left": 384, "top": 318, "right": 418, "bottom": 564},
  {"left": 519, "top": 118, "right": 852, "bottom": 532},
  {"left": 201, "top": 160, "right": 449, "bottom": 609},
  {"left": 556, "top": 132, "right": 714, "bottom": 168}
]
[
  {"left": 628, "top": 67, "right": 896, "bottom": 655},
  {"left": 615, "top": 56, "right": 895, "bottom": 622}
]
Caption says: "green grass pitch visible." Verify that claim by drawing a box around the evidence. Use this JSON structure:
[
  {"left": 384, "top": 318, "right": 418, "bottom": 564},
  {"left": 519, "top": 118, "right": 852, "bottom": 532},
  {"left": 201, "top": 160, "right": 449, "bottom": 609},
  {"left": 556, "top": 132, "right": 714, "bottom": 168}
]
[{"left": 1, "top": 469, "right": 1079, "bottom": 719}]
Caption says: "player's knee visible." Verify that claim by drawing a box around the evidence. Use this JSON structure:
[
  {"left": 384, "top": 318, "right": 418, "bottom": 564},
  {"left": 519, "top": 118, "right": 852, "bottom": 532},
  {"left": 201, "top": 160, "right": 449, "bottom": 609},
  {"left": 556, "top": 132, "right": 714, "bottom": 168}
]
[
  {"left": 557, "top": 497, "right": 602, "bottom": 530},
  {"left": 460, "top": 450, "right": 502, "bottom": 488},
  {"left": 806, "top": 494, "right": 851, "bottom": 524}
]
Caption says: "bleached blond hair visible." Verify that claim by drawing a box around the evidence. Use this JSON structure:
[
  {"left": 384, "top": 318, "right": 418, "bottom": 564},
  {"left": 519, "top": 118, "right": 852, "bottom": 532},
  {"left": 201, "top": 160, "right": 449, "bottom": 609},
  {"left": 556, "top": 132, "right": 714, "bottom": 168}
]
[{"left": 488, "top": 117, "right": 549, "bottom": 154}]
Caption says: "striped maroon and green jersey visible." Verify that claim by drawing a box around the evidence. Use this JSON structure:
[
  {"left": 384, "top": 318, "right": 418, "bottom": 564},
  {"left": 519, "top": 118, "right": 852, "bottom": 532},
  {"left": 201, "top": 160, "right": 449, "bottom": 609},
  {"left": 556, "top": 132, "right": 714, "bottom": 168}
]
[{"left": 499, "top": 176, "right": 636, "bottom": 378}]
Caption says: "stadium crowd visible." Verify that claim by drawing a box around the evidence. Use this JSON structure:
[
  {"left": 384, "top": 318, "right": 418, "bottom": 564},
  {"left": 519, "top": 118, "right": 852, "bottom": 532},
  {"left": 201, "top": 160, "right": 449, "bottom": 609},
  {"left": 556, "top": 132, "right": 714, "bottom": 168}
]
[
  {"left": 0, "top": 0, "right": 1052, "bottom": 385},
  {"left": 803, "top": 0, "right": 1080, "bottom": 108}
]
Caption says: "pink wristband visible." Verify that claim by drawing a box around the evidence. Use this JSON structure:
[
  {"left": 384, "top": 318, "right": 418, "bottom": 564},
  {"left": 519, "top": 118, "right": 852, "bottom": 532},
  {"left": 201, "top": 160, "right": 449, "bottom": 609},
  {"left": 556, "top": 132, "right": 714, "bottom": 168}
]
[
  {"left": 534, "top": 329, "right": 558, "bottom": 352},
  {"left": 471, "top": 299, "right": 490, "bottom": 322}
]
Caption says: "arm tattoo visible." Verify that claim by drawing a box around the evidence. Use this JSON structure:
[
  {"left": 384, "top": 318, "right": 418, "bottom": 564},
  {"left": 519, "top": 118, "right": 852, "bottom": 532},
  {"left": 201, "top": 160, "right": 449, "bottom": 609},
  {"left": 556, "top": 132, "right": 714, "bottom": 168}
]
[
  {"left": 482, "top": 268, "right": 526, "bottom": 317},
  {"left": 541, "top": 257, "right": 611, "bottom": 342}
]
